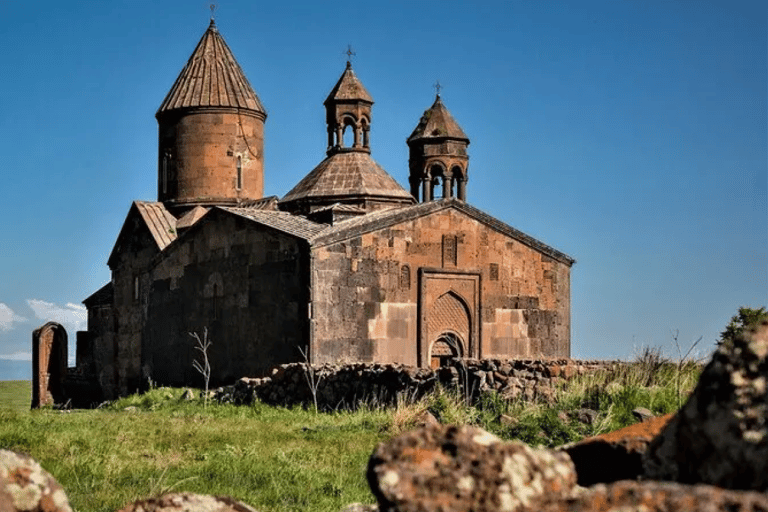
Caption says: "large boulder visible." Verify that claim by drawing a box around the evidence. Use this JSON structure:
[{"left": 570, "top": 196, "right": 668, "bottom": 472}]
[
  {"left": 0, "top": 449, "right": 72, "bottom": 512},
  {"left": 563, "top": 412, "right": 674, "bottom": 485},
  {"left": 643, "top": 320, "right": 768, "bottom": 490},
  {"left": 117, "top": 493, "right": 258, "bottom": 512},
  {"left": 367, "top": 424, "right": 576, "bottom": 512}
]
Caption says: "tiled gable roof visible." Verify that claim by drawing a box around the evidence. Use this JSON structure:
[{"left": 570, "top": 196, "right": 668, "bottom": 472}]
[
  {"left": 408, "top": 95, "right": 468, "bottom": 142},
  {"left": 107, "top": 201, "right": 177, "bottom": 267},
  {"left": 136, "top": 201, "right": 178, "bottom": 249},
  {"left": 221, "top": 207, "right": 328, "bottom": 240},
  {"left": 157, "top": 20, "right": 266, "bottom": 116},
  {"left": 83, "top": 282, "right": 113, "bottom": 308}
]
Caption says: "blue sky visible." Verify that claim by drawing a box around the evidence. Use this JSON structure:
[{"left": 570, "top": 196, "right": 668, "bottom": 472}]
[{"left": 0, "top": 0, "right": 765, "bottom": 378}]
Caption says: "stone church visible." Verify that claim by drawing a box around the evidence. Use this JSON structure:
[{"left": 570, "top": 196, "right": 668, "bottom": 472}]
[{"left": 74, "top": 20, "right": 574, "bottom": 399}]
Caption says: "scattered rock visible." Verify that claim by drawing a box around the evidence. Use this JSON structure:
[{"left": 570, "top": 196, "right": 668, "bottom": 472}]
[
  {"left": 0, "top": 449, "right": 73, "bottom": 512},
  {"left": 571, "top": 408, "right": 598, "bottom": 425},
  {"left": 413, "top": 410, "right": 439, "bottom": 428},
  {"left": 367, "top": 424, "right": 576, "bottom": 512},
  {"left": 631, "top": 407, "right": 655, "bottom": 422},
  {"left": 340, "top": 504, "right": 378, "bottom": 512},
  {"left": 538, "top": 480, "right": 768, "bottom": 511},
  {"left": 123, "top": 406, "right": 138, "bottom": 412},
  {"left": 499, "top": 414, "right": 518, "bottom": 427},
  {"left": 180, "top": 389, "right": 194, "bottom": 401},
  {"left": 117, "top": 493, "right": 258, "bottom": 512},
  {"left": 643, "top": 321, "right": 768, "bottom": 490},
  {"left": 563, "top": 412, "right": 675, "bottom": 486}
]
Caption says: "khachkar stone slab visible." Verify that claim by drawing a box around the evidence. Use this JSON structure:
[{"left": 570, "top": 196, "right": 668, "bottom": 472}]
[
  {"left": 0, "top": 449, "right": 72, "bottom": 512},
  {"left": 366, "top": 424, "right": 576, "bottom": 512},
  {"left": 643, "top": 320, "right": 768, "bottom": 490},
  {"left": 31, "top": 322, "right": 68, "bottom": 409}
]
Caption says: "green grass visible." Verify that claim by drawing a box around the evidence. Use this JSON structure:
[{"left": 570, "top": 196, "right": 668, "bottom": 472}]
[
  {"left": 0, "top": 356, "right": 702, "bottom": 512},
  {"left": 0, "top": 380, "right": 31, "bottom": 412},
  {"left": 0, "top": 388, "right": 391, "bottom": 512}
]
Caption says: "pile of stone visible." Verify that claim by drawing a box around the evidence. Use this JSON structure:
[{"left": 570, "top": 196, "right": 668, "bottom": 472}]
[
  {"left": 4, "top": 321, "right": 766, "bottom": 512},
  {"left": 211, "top": 358, "right": 617, "bottom": 410}
]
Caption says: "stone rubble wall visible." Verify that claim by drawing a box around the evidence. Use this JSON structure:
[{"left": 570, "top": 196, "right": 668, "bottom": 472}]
[{"left": 212, "top": 358, "right": 623, "bottom": 409}]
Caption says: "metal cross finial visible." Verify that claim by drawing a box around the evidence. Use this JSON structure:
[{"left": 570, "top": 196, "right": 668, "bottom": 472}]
[
  {"left": 210, "top": 4, "right": 217, "bottom": 22},
  {"left": 345, "top": 45, "right": 356, "bottom": 63},
  {"left": 434, "top": 80, "right": 442, "bottom": 97}
]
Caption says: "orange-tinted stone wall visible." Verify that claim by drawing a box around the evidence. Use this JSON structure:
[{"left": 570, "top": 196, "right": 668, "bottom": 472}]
[
  {"left": 158, "top": 109, "right": 265, "bottom": 209},
  {"left": 311, "top": 208, "right": 570, "bottom": 366}
]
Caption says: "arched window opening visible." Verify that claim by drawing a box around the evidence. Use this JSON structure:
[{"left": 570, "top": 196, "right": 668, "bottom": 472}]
[
  {"left": 431, "top": 177, "right": 443, "bottom": 201},
  {"left": 342, "top": 118, "right": 357, "bottom": 148},
  {"left": 430, "top": 332, "right": 464, "bottom": 369},
  {"left": 162, "top": 151, "right": 169, "bottom": 195},
  {"left": 236, "top": 156, "right": 242, "bottom": 190},
  {"left": 361, "top": 119, "right": 370, "bottom": 148}
]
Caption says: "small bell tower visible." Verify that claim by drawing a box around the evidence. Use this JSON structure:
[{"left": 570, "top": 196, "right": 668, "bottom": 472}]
[
  {"left": 407, "top": 89, "right": 470, "bottom": 202},
  {"left": 324, "top": 54, "right": 373, "bottom": 155}
]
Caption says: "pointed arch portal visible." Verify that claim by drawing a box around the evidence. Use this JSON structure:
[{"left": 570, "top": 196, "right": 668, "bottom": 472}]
[{"left": 418, "top": 269, "right": 480, "bottom": 367}]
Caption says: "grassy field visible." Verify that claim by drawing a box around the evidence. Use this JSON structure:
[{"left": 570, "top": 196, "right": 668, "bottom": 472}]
[
  {"left": 0, "top": 380, "right": 31, "bottom": 412},
  {"left": 0, "top": 357, "right": 701, "bottom": 512}
]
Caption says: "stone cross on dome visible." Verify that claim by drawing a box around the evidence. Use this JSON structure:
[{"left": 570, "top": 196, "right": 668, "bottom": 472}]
[
  {"left": 345, "top": 45, "right": 356, "bottom": 65},
  {"left": 433, "top": 80, "right": 442, "bottom": 98}
]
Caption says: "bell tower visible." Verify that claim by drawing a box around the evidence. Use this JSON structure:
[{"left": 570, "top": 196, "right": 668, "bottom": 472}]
[
  {"left": 155, "top": 19, "right": 267, "bottom": 213},
  {"left": 407, "top": 92, "right": 470, "bottom": 202},
  {"left": 324, "top": 59, "right": 373, "bottom": 155}
]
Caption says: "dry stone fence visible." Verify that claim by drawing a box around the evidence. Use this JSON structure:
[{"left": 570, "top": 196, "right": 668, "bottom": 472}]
[{"left": 211, "top": 358, "right": 618, "bottom": 410}]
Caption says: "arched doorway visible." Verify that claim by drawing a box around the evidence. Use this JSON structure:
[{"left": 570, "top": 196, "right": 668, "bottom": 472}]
[{"left": 429, "top": 331, "right": 464, "bottom": 369}]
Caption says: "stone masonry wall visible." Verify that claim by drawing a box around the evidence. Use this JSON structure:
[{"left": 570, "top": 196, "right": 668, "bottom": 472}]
[
  {"left": 157, "top": 110, "right": 265, "bottom": 208},
  {"left": 146, "top": 211, "right": 308, "bottom": 387},
  {"left": 311, "top": 207, "right": 571, "bottom": 367},
  {"left": 212, "top": 358, "right": 619, "bottom": 410}
]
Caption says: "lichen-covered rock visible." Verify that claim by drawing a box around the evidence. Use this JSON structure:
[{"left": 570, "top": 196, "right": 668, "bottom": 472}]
[
  {"left": 564, "top": 412, "right": 674, "bottom": 486},
  {"left": 643, "top": 320, "right": 768, "bottom": 490},
  {"left": 367, "top": 424, "right": 576, "bottom": 512},
  {"left": 0, "top": 449, "right": 72, "bottom": 512},
  {"left": 116, "top": 493, "right": 258, "bottom": 512},
  {"left": 339, "top": 503, "right": 378, "bottom": 512},
  {"left": 538, "top": 480, "right": 768, "bottom": 511}
]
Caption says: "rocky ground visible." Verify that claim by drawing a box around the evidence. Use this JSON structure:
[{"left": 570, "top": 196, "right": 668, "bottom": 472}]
[{"left": 3, "top": 320, "right": 767, "bottom": 512}]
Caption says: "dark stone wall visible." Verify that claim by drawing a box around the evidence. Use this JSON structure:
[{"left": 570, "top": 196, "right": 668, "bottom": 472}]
[
  {"left": 145, "top": 211, "right": 308, "bottom": 387},
  {"left": 110, "top": 215, "right": 161, "bottom": 396}
]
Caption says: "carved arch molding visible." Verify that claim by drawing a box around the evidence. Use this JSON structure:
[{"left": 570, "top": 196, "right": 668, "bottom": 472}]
[{"left": 418, "top": 268, "right": 481, "bottom": 367}]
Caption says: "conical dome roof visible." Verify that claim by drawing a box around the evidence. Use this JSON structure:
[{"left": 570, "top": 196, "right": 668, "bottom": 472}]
[
  {"left": 407, "top": 95, "right": 468, "bottom": 142},
  {"left": 157, "top": 20, "right": 266, "bottom": 116},
  {"left": 324, "top": 62, "right": 373, "bottom": 104},
  {"left": 280, "top": 152, "right": 413, "bottom": 206}
]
